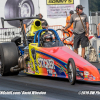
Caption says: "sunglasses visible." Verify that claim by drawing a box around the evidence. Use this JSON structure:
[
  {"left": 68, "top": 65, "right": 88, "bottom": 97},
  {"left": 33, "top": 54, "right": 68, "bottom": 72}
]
[{"left": 79, "top": 8, "right": 83, "bottom": 10}]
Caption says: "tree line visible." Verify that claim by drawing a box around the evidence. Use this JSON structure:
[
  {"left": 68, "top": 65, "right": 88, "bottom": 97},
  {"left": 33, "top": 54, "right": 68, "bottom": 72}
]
[{"left": 89, "top": 0, "right": 100, "bottom": 11}]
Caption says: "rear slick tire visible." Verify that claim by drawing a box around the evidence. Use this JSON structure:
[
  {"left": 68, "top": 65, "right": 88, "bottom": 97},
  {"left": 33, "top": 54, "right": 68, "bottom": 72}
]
[
  {"left": 0, "top": 42, "right": 19, "bottom": 76},
  {"left": 4, "top": 0, "right": 34, "bottom": 27}
]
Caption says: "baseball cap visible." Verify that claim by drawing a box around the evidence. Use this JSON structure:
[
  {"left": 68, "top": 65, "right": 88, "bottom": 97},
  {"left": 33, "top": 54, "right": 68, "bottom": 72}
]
[
  {"left": 69, "top": 10, "right": 74, "bottom": 14},
  {"left": 38, "top": 13, "right": 43, "bottom": 17},
  {"left": 76, "top": 5, "right": 85, "bottom": 10}
]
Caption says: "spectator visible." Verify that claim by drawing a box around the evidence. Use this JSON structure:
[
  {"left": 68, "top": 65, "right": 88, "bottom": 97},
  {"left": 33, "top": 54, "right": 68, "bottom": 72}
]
[
  {"left": 62, "top": 5, "right": 89, "bottom": 58},
  {"left": 66, "top": 10, "right": 74, "bottom": 28},
  {"left": 38, "top": 13, "right": 49, "bottom": 29}
]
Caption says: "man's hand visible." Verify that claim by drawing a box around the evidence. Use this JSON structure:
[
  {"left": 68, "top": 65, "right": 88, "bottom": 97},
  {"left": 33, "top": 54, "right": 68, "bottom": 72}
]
[
  {"left": 85, "top": 33, "right": 89, "bottom": 37},
  {"left": 86, "top": 22, "right": 89, "bottom": 37},
  {"left": 66, "top": 20, "right": 70, "bottom": 23},
  {"left": 61, "top": 23, "right": 72, "bottom": 32},
  {"left": 61, "top": 27, "right": 65, "bottom": 31}
]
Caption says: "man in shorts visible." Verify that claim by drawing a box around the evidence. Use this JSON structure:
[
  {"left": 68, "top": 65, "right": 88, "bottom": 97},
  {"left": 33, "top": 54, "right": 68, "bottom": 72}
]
[{"left": 62, "top": 5, "right": 89, "bottom": 58}]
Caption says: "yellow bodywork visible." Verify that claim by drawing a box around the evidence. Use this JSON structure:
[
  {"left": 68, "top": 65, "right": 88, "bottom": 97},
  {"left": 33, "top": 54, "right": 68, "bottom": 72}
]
[
  {"left": 25, "top": 19, "right": 47, "bottom": 75},
  {"left": 27, "top": 19, "right": 42, "bottom": 36},
  {"left": 26, "top": 43, "right": 41, "bottom": 75}
]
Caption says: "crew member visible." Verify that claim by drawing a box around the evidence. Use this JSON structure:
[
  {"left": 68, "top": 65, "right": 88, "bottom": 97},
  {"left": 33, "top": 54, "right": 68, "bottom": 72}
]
[
  {"left": 63, "top": 10, "right": 74, "bottom": 44},
  {"left": 38, "top": 13, "right": 49, "bottom": 29},
  {"left": 66, "top": 10, "right": 74, "bottom": 28},
  {"left": 62, "top": 5, "right": 89, "bottom": 58}
]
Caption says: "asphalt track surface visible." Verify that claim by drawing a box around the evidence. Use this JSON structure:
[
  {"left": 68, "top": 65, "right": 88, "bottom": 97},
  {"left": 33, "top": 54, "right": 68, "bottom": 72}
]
[{"left": 0, "top": 62, "right": 100, "bottom": 100}]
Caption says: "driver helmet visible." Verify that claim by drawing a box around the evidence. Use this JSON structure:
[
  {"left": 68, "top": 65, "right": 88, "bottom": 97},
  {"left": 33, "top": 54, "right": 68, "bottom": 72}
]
[{"left": 43, "top": 32, "right": 53, "bottom": 42}]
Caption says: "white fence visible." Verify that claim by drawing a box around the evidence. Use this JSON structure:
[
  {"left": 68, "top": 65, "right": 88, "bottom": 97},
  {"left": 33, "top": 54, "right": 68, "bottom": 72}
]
[{"left": 0, "top": 28, "right": 22, "bottom": 43}]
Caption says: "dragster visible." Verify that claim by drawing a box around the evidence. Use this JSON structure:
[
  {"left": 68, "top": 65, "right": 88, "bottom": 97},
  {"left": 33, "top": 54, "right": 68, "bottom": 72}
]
[{"left": 0, "top": 17, "right": 100, "bottom": 85}]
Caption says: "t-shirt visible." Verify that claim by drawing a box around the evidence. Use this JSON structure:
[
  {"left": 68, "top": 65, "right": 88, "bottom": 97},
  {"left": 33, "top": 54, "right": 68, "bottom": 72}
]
[
  {"left": 66, "top": 16, "right": 73, "bottom": 28},
  {"left": 39, "top": 19, "right": 48, "bottom": 27},
  {"left": 66, "top": 16, "right": 70, "bottom": 26},
  {"left": 70, "top": 13, "right": 88, "bottom": 34}
]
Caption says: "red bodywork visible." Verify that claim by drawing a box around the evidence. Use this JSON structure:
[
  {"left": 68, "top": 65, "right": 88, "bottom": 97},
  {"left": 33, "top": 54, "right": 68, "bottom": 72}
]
[{"left": 39, "top": 46, "right": 100, "bottom": 82}]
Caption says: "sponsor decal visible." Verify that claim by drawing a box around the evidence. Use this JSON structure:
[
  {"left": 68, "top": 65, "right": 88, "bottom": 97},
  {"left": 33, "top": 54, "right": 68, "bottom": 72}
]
[
  {"left": 28, "top": 66, "right": 35, "bottom": 74},
  {"left": 88, "top": 75, "right": 93, "bottom": 80},
  {"left": 93, "top": 77, "right": 96, "bottom": 80},
  {"left": 38, "top": 58, "right": 56, "bottom": 75},
  {"left": 85, "top": 75, "right": 88, "bottom": 78},
  {"left": 57, "top": 64, "right": 67, "bottom": 74},
  {"left": 38, "top": 58, "right": 55, "bottom": 69},
  {"left": 76, "top": 68, "right": 79, "bottom": 71},
  {"left": 59, "top": 66, "right": 67, "bottom": 73},
  {"left": 84, "top": 71, "right": 89, "bottom": 76},
  {"left": 31, "top": 44, "right": 37, "bottom": 46},
  {"left": 76, "top": 68, "right": 84, "bottom": 79},
  {"left": 80, "top": 73, "right": 83, "bottom": 76},
  {"left": 47, "top": 69, "right": 56, "bottom": 75},
  {"left": 47, "top": 0, "right": 74, "bottom": 5}
]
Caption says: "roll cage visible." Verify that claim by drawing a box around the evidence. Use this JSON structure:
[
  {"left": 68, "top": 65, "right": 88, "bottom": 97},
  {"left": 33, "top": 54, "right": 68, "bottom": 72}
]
[{"left": 33, "top": 29, "right": 61, "bottom": 46}]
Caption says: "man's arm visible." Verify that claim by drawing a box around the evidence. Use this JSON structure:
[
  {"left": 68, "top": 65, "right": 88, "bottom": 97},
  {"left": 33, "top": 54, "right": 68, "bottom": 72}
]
[
  {"left": 62, "top": 15, "right": 73, "bottom": 31},
  {"left": 86, "top": 22, "right": 89, "bottom": 33},
  {"left": 61, "top": 23, "right": 72, "bottom": 31},
  {"left": 85, "top": 15, "right": 89, "bottom": 37},
  {"left": 65, "top": 23, "right": 72, "bottom": 30},
  {"left": 66, "top": 16, "right": 70, "bottom": 23},
  {"left": 85, "top": 22, "right": 89, "bottom": 37}
]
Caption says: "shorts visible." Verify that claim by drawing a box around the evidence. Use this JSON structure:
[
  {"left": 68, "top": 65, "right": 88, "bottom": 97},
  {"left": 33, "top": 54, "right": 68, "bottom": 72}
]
[{"left": 74, "top": 32, "right": 89, "bottom": 49}]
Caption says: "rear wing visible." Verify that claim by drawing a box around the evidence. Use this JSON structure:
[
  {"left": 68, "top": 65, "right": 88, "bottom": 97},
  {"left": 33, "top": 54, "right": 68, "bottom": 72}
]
[
  {"left": 1, "top": 17, "right": 40, "bottom": 28},
  {"left": 1, "top": 16, "right": 40, "bottom": 46}
]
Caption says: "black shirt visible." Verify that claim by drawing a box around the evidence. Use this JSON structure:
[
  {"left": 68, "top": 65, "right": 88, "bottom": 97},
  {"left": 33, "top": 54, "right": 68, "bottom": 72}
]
[{"left": 39, "top": 19, "right": 48, "bottom": 27}]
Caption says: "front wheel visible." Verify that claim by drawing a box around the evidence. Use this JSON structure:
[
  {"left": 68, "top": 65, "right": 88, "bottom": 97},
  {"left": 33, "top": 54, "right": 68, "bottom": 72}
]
[{"left": 67, "top": 58, "right": 76, "bottom": 85}]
